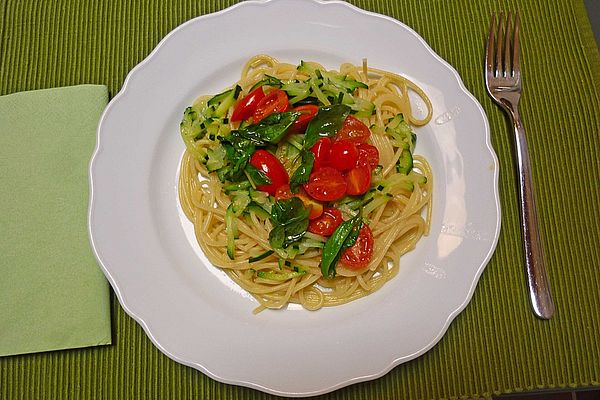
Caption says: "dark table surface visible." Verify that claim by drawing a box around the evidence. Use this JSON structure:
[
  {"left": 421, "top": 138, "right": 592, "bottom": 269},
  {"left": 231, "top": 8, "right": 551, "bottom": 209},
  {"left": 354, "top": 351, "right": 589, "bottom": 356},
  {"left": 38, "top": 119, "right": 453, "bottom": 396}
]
[{"left": 585, "top": 0, "right": 600, "bottom": 45}]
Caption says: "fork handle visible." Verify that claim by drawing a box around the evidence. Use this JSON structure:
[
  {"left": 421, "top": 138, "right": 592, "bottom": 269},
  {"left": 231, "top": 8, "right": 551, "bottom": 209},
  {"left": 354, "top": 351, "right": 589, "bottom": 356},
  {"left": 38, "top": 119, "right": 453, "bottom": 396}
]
[{"left": 510, "top": 106, "right": 555, "bottom": 319}]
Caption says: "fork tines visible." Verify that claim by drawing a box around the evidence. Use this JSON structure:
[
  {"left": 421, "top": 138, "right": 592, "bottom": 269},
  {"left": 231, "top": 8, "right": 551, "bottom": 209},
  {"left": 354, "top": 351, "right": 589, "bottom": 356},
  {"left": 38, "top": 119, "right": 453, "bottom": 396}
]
[{"left": 486, "top": 12, "right": 520, "bottom": 79}]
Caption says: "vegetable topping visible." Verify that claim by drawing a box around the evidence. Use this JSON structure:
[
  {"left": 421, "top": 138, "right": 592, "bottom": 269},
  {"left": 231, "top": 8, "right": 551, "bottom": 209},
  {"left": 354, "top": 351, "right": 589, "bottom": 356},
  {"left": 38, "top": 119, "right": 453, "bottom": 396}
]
[{"left": 179, "top": 61, "right": 427, "bottom": 280}]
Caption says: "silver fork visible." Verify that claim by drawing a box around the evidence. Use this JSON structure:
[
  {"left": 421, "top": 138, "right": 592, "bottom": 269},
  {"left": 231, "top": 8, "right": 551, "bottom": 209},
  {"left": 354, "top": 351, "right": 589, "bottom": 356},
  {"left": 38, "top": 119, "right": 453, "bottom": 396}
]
[{"left": 485, "top": 12, "right": 555, "bottom": 319}]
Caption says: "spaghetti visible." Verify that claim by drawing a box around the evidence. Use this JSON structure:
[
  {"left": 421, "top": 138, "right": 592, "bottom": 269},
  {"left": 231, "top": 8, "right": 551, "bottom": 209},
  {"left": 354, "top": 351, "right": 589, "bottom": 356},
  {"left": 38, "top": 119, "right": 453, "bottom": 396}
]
[{"left": 179, "top": 55, "right": 433, "bottom": 313}]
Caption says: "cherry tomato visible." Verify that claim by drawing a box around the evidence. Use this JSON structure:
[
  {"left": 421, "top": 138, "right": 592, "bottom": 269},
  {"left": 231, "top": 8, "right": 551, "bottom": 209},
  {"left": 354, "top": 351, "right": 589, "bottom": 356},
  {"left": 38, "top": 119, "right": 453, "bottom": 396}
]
[
  {"left": 356, "top": 143, "right": 380, "bottom": 170},
  {"left": 336, "top": 115, "right": 371, "bottom": 143},
  {"left": 304, "top": 167, "right": 347, "bottom": 201},
  {"left": 275, "top": 184, "right": 323, "bottom": 220},
  {"left": 290, "top": 104, "right": 319, "bottom": 133},
  {"left": 329, "top": 140, "right": 359, "bottom": 171},
  {"left": 308, "top": 207, "right": 343, "bottom": 237},
  {"left": 249, "top": 150, "right": 289, "bottom": 196},
  {"left": 310, "top": 137, "right": 332, "bottom": 169},
  {"left": 341, "top": 224, "right": 374, "bottom": 269},
  {"left": 345, "top": 164, "right": 371, "bottom": 195},
  {"left": 231, "top": 87, "right": 266, "bottom": 122},
  {"left": 252, "top": 89, "right": 289, "bottom": 122}
]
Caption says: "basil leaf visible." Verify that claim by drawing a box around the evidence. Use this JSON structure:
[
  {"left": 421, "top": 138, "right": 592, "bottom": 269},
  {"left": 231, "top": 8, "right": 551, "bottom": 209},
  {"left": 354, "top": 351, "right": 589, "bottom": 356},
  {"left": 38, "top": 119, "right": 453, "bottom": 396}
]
[
  {"left": 244, "top": 164, "right": 271, "bottom": 186},
  {"left": 283, "top": 218, "right": 310, "bottom": 247},
  {"left": 303, "top": 104, "right": 351, "bottom": 149},
  {"left": 321, "top": 215, "right": 362, "bottom": 278},
  {"left": 269, "top": 225, "right": 286, "bottom": 249},
  {"left": 342, "top": 221, "right": 361, "bottom": 250},
  {"left": 268, "top": 198, "right": 311, "bottom": 251},
  {"left": 236, "top": 111, "right": 300, "bottom": 145},
  {"left": 271, "top": 197, "right": 309, "bottom": 226},
  {"left": 289, "top": 150, "right": 314, "bottom": 193}
]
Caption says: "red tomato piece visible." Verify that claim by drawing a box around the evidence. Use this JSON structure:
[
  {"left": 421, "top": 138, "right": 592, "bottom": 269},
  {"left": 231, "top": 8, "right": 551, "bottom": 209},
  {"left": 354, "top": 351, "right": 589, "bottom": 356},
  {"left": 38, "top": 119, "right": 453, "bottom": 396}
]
[
  {"left": 356, "top": 143, "right": 379, "bottom": 170},
  {"left": 345, "top": 164, "right": 371, "bottom": 196},
  {"left": 341, "top": 224, "right": 374, "bottom": 269},
  {"left": 336, "top": 115, "right": 371, "bottom": 143},
  {"left": 231, "top": 87, "right": 266, "bottom": 122},
  {"left": 275, "top": 184, "right": 323, "bottom": 220},
  {"left": 304, "top": 167, "right": 347, "bottom": 201},
  {"left": 252, "top": 89, "right": 289, "bottom": 122},
  {"left": 310, "top": 137, "right": 332, "bottom": 170},
  {"left": 329, "top": 140, "right": 359, "bottom": 171},
  {"left": 290, "top": 104, "right": 319, "bottom": 133},
  {"left": 308, "top": 207, "right": 343, "bottom": 237},
  {"left": 249, "top": 150, "right": 289, "bottom": 196}
]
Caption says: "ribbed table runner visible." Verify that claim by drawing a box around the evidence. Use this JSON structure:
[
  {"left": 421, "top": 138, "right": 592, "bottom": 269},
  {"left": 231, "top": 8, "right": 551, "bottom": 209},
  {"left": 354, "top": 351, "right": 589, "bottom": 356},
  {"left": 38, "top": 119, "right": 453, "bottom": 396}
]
[{"left": 1, "top": 0, "right": 598, "bottom": 399}]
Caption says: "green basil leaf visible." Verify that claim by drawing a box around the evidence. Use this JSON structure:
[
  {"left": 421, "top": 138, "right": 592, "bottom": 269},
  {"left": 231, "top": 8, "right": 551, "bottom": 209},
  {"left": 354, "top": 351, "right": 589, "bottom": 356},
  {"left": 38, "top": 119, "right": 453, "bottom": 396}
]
[
  {"left": 303, "top": 104, "right": 351, "bottom": 149},
  {"left": 283, "top": 218, "right": 310, "bottom": 248},
  {"left": 271, "top": 197, "right": 309, "bottom": 226},
  {"left": 342, "top": 221, "right": 362, "bottom": 250},
  {"left": 236, "top": 111, "right": 300, "bottom": 145},
  {"left": 269, "top": 198, "right": 311, "bottom": 251},
  {"left": 321, "top": 215, "right": 362, "bottom": 278},
  {"left": 289, "top": 150, "right": 314, "bottom": 193},
  {"left": 268, "top": 225, "right": 285, "bottom": 249},
  {"left": 244, "top": 164, "right": 271, "bottom": 186}
]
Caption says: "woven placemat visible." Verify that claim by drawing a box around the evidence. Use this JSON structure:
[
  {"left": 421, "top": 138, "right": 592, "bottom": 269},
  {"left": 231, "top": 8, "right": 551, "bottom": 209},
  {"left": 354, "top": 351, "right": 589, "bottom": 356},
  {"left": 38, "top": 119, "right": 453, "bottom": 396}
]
[{"left": 1, "top": 0, "right": 599, "bottom": 399}]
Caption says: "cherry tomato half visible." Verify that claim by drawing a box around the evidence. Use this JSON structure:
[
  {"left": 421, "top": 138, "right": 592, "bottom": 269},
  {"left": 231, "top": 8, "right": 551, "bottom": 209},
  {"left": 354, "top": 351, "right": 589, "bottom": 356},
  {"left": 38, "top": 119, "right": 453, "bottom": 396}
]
[
  {"left": 308, "top": 207, "right": 343, "bottom": 237},
  {"left": 231, "top": 87, "right": 266, "bottom": 122},
  {"left": 345, "top": 164, "right": 371, "bottom": 196},
  {"left": 252, "top": 89, "right": 289, "bottom": 122},
  {"left": 304, "top": 167, "right": 347, "bottom": 201},
  {"left": 341, "top": 224, "right": 374, "bottom": 269},
  {"left": 329, "top": 140, "right": 359, "bottom": 171},
  {"left": 310, "top": 137, "right": 332, "bottom": 170},
  {"left": 290, "top": 104, "right": 319, "bottom": 133},
  {"left": 356, "top": 143, "right": 380, "bottom": 170},
  {"left": 249, "top": 150, "right": 289, "bottom": 196},
  {"left": 336, "top": 115, "right": 371, "bottom": 143},
  {"left": 275, "top": 184, "right": 323, "bottom": 220}
]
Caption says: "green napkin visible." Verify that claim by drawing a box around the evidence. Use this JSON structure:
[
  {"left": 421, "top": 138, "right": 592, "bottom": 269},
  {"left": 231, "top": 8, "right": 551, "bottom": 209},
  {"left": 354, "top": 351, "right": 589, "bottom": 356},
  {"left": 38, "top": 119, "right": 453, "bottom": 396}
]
[{"left": 0, "top": 85, "right": 112, "bottom": 357}]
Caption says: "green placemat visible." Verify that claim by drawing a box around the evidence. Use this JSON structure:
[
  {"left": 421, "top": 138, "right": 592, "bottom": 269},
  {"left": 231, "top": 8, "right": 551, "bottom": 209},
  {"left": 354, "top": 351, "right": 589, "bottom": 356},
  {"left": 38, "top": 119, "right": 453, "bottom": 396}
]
[{"left": 1, "top": 0, "right": 599, "bottom": 399}]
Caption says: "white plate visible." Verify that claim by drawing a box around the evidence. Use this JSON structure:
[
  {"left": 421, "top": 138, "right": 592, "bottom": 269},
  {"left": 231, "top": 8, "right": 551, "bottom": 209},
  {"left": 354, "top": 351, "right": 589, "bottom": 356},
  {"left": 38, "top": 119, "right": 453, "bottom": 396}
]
[{"left": 89, "top": 0, "right": 500, "bottom": 396}]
